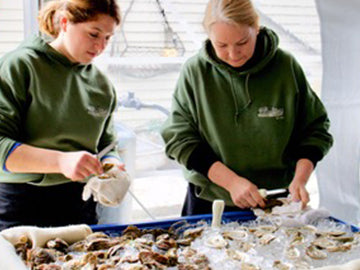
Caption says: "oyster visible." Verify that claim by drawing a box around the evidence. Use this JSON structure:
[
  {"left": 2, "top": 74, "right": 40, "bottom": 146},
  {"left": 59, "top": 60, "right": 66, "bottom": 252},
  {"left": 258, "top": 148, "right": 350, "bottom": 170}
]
[
  {"left": 330, "top": 235, "right": 354, "bottom": 243},
  {"left": 122, "top": 225, "right": 142, "bottom": 239},
  {"left": 273, "top": 260, "right": 292, "bottom": 270},
  {"left": 285, "top": 246, "right": 300, "bottom": 260},
  {"left": 34, "top": 264, "right": 62, "bottom": 270},
  {"left": 259, "top": 233, "right": 276, "bottom": 245},
  {"left": 326, "top": 242, "right": 352, "bottom": 252},
  {"left": 289, "top": 231, "right": 305, "bottom": 246},
  {"left": 85, "top": 232, "right": 109, "bottom": 241},
  {"left": 205, "top": 234, "right": 228, "bottom": 248},
  {"left": 27, "top": 248, "right": 58, "bottom": 267},
  {"left": 293, "top": 260, "right": 311, "bottom": 270},
  {"left": 305, "top": 245, "right": 327, "bottom": 260},
  {"left": 222, "top": 229, "right": 248, "bottom": 241},
  {"left": 250, "top": 225, "right": 277, "bottom": 238},
  {"left": 312, "top": 236, "right": 336, "bottom": 250},
  {"left": 85, "top": 238, "right": 113, "bottom": 251},
  {"left": 46, "top": 238, "right": 69, "bottom": 252},
  {"left": 176, "top": 237, "right": 193, "bottom": 246},
  {"left": 183, "top": 227, "right": 204, "bottom": 239},
  {"left": 226, "top": 249, "right": 248, "bottom": 261},
  {"left": 241, "top": 262, "right": 260, "bottom": 270},
  {"left": 155, "top": 233, "right": 177, "bottom": 250}
]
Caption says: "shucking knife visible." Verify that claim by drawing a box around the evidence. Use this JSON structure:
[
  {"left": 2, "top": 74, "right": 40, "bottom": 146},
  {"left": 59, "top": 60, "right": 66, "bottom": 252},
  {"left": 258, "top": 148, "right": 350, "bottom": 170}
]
[
  {"left": 97, "top": 140, "right": 118, "bottom": 160},
  {"left": 259, "top": 188, "right": 289, "bottom": 199}
]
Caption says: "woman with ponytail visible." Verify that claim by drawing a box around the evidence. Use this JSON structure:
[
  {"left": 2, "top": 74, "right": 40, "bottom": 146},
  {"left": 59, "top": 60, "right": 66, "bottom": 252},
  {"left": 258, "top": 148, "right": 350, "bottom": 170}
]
[
  {"left": 161, "top": 0, "right": 333, "bottom": 215},
  {"left": 0, "top": 0, "right": 123, "bottom": 229}
]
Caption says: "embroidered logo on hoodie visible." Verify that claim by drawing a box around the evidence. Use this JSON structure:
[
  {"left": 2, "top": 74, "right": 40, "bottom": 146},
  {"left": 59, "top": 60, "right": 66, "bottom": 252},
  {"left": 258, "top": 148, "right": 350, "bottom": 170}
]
[
  {"left": 87, "top": 105, "right": 109, "bottom": 117},
  {"left": 258, "top": 106, "right": 284, "bottom": 119}
]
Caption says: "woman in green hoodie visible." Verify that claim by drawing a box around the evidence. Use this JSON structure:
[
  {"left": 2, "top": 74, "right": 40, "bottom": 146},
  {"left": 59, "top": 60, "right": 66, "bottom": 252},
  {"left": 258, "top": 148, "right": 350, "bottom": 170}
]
[
  {"left": 161, "top": 0, "right": 333, "bottom": 216},
  {"left": 0, "top": 0, "right": 123, "bottom": 230}
]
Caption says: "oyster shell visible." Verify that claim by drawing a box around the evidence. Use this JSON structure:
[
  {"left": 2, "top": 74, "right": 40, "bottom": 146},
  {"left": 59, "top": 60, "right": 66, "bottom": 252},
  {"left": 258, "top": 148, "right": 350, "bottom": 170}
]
[
  {"left": 285, "top": 246, "right": 300, "bottom": 260},
  {"left": 205, "top": 234, "right": 228, "bottom": 249},
  {"left": 222, "top": 229, "right": 248, "bottom": 241},
  {"left": 273, "top": 260, "right": 292, "bottom": 270},
  {"left": 241, "top": 262, "right": 260, "bottom": 270},
  {"left": 305, "top": 245, "right": 327, "bottom": 260},
  {"left": 259, "top": 233, "right": 276, "bottom": 245},
  {"left": 226, "top": 249, "right": 248, "bottom": 261}
]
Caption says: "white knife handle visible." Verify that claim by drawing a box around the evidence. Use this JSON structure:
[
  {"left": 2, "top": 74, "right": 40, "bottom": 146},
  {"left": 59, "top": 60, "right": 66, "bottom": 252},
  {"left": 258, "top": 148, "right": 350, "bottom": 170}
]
[
  {"left": 212, "top": 199, "right": 225, "bottom": 228},
  {"left": 258, "top": 189, "right": 267, "bottom": 198}
]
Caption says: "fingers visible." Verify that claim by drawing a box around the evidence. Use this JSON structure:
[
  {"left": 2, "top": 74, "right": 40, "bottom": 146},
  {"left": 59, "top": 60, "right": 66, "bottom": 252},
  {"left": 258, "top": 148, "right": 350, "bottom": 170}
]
[
  {"left": 75, "top": 155, "right": 102, "bottom": 178},
  {"left": 299, "top": 188, "right": 310, "bottom": 209},
  {"left": 60, "top": 152, "right": 104, "bottom": 181},
  {"left": 233, "top": 190, "right": 265, "bottom": 209},
  {"left": 290, "top": 187, "right": 310, "bottom": 209}
]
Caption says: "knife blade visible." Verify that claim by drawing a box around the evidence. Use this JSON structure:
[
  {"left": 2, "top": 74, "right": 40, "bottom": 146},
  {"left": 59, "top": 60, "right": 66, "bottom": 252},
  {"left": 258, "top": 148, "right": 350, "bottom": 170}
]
[
  {"left": 97, "top": 140, "right": 118, "bottom": 160},
  {"left": 259, "top": 188, "right": 289, "bottom": 199}
]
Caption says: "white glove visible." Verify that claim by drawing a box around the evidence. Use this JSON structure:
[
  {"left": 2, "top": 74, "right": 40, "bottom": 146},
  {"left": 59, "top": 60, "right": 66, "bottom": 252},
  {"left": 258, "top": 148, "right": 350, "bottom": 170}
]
[
  {"left": 0, "top": 224, "right": 92, "bottom": 248},
  {"left": 82, "top": 164, "right": 130, "bottom": 207}
]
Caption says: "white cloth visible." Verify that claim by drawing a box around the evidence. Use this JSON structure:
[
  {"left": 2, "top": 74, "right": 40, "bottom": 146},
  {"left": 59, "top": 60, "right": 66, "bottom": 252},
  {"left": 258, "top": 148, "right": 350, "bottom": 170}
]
[
  {"left": 0, "top": 235, "right": 27, "bottom": 270},
  {"left": 315, "top": 0, "right": 360, "bottom": 225},
  {"left": 82, "top": 166, "right": 130, "bottom": 207},
  {"left": 0, "top": 224, "right": 92, "bottom": 248}
]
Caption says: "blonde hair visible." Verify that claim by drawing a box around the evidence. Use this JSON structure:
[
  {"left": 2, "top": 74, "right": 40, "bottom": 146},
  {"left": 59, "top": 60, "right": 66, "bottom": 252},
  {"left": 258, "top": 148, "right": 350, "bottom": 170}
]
[
  {"left": 203, "top": 0, "right": 259, "bottom": 34},
  {"left": 38, "top": 0, "right": 121, "bottom": 38}
]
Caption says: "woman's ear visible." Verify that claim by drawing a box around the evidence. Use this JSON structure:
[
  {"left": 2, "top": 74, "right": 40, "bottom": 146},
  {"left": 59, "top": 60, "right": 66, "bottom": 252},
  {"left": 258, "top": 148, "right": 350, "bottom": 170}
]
[{"left": 59, "top": 16, "right": 68, "bottom": 32}]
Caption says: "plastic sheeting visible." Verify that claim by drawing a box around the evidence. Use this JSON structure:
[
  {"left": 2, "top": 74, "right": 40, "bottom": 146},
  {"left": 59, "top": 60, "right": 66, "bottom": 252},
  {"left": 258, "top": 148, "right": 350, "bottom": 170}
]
[{"left": 315, "top": 0, "right": 360, "bottom": 225}]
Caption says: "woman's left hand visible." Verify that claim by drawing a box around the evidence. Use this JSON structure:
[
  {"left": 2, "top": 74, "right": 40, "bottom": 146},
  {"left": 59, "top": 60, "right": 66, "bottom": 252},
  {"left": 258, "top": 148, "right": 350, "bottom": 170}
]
[
  {"left": 288, "top": 158, "right": 314, "bottom": 209},
  {"left": 288, "top": 180, "right": 309, "bottom": 209}
]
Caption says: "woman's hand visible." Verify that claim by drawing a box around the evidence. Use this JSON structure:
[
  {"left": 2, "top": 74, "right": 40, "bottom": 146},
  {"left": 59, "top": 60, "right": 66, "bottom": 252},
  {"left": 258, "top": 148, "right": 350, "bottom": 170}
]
[
  {"left": 58, "top": 151, "right": 103, "bottom": 181},
  {"left": 289, "top": 179, "right": 310, "bottom": 209},
  {"left": 228, "top": 177, "right": 266, "bottom": 209},
  {"left": 208, "top": 161, "right": 265, "bottom": 209},
  {"left": 289, "top": 158, "right": 314, "bottom": 208}
]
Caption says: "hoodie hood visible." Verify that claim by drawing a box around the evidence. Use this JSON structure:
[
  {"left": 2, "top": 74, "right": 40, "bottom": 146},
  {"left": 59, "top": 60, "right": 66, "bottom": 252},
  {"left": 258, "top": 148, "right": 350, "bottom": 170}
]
[
  {"left": 199, "top": 26, "right": 279, "bottom": 75},
  {"left": 19, "top": 35, "right": 82, "bottom": 67}
]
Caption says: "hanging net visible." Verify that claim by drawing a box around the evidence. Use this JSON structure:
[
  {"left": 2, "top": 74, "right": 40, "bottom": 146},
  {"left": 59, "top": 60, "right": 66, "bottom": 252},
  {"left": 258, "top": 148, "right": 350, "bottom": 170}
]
[{"left": 108, "top": 0, "right": 185, "bottom": 78}]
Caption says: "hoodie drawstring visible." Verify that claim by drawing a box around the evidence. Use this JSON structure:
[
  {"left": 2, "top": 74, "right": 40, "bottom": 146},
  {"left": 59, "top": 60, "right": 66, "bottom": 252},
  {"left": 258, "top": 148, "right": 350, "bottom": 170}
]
[{"left": 230, "top": 73, "right": 252, "bottom": 125}]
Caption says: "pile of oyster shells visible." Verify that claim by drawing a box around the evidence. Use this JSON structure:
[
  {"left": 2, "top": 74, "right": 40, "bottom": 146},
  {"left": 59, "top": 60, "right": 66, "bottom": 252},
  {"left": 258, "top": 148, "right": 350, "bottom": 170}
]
[
  {"left": 13, "top": 217, "right": 360, "bottom": 270},
  {"left": 14, "top": 222, "right": 211, "bottom": 270}
]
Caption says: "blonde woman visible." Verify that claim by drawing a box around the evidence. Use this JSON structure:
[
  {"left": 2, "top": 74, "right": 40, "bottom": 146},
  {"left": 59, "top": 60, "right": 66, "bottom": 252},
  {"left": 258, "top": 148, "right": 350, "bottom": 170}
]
[
  {"left": 162, "top": 0, "right": 333, "bottom": 216},
  {"left": 0, "top": 0, "right": 122, "bottom": 229}
]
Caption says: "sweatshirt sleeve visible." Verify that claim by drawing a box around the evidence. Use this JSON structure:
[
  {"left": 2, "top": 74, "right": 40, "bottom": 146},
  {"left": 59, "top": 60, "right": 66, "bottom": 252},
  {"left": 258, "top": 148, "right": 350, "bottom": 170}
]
[
  {"left": 0, "top": 59, "right": 29, "bottom": 172},
  {"left": 186, "top": 142, "right": 219, "bottom": 177},
  {"left": 161, "top": 63, "right": 206, "bottom": 167},
  {"left": 290, "top": 57, "right": 333, "bottom": 166}
]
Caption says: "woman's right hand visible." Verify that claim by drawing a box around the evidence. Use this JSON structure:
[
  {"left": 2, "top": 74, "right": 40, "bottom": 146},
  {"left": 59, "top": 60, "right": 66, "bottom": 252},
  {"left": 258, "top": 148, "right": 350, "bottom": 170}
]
[
  {"left": 58, "top": 151, "right": 103, "bottom": 181},
  {"left": 228, "top": 177, "right": 266, "bottom": 209}
]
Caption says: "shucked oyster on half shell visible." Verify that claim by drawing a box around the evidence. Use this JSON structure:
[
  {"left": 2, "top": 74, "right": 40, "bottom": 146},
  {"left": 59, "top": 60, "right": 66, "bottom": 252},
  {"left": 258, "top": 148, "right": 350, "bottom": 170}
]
[
  {"left": 205, "top": 233, "right": 228, "bottom": 249},
  {"left": 222, "top": 228, "right": 249, "bottom": 241},
  {"left": 305, "top": 245, "right": 328, "bottom": 260}
]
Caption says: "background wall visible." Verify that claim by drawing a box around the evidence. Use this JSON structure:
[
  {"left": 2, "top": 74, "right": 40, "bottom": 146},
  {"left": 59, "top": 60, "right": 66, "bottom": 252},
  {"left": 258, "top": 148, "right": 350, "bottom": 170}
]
[{"left": 0, "top": 0, "right": 23, "bottom": 57}]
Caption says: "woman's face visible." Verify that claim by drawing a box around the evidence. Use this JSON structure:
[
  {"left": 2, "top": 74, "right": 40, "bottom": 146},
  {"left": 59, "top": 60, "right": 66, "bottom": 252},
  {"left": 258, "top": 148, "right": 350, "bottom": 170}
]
[
  {"left": 57, "top": 14, "right": 116, "bottom": 64},
  {"left": 209, "top": 22, "right": 258, "bottom": 68}
]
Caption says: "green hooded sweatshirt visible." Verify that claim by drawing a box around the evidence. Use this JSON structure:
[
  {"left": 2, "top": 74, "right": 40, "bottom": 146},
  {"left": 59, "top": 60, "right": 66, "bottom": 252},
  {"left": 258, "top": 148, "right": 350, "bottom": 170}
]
[
  {"left": 0, "top": 36, "right": 120, "bottom": 186},
  {"left": 161, "top": 27, "right": 333, "bottom": 206}
]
